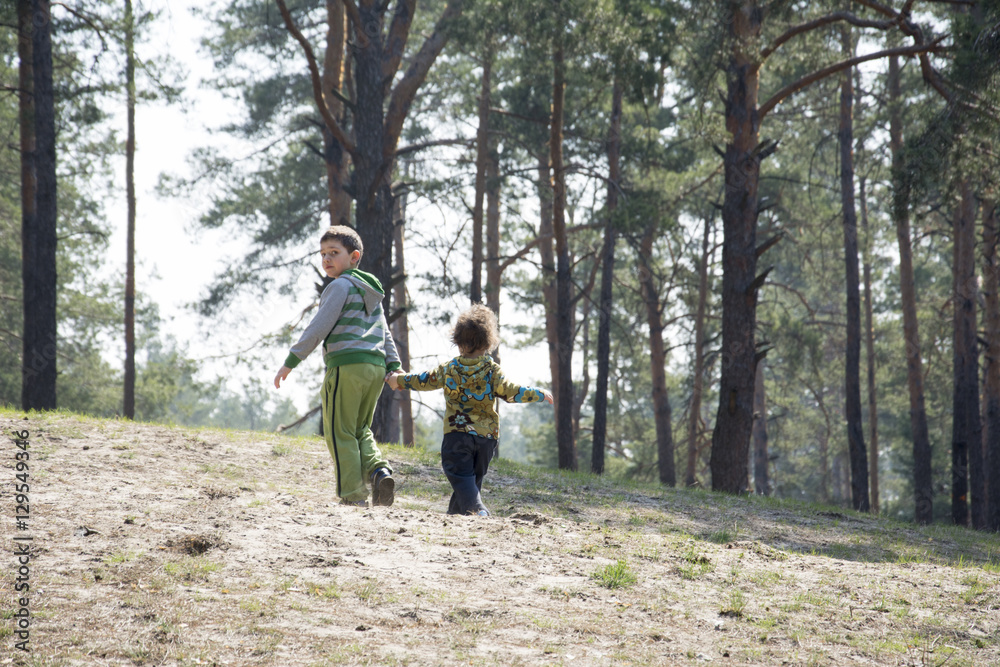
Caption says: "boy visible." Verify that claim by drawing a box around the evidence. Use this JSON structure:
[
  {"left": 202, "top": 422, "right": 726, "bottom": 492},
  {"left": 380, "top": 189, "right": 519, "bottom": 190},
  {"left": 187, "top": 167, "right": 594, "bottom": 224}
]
[
  {"left": 387, "top": 304, "right": 553, "bottom": 516},
  {"left": 274, "top": 225, "right": 400, "bottom": 508}
]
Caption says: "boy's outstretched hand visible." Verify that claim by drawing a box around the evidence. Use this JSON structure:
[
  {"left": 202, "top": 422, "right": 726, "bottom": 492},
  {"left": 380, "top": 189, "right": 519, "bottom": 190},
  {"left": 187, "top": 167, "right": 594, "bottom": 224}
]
[
  {"left": 543, "top": 391, "right": 554, "bottom": 404},
  {"left": 274, "top": 366, "right": 292, "bottom": 389}
]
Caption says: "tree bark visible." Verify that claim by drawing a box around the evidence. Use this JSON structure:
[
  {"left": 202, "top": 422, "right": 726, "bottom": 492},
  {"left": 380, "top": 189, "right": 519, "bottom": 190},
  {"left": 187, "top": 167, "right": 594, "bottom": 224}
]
[
  {"left": 687, "top": 214, "right": 712, "bottom": 488},
  {"left": 839, "top": 28, "right": 869, "bottom": 512},
  {"left": 889, "top": 54, "right": 933, "bottom": 524},
  {"left": 536, "top": 154, "right": 559, "bottom": 405},
  {"left": 18, "top": 0, "right": 37, "bottom": 404},
  {"left": 470, "top": 48, "right": 492, "bottom": 304},
  {"left": 351, "top": 3, "right": 396, "bottom": 441},
  {"left": 952, "top": 181, "right": 981, "bottom": 527},
  {"left": 392, "top": 190, "right": 413, "bottom": 445},
  {"left": 573, "top": 296, "right": 591, "bottom": 440},
  {"left": 323, "top": 0, "right": 351, "bottom": 227},
  {"left": 861, "top": 175, "right": 879, "bottom": 513},
  {"left": 485, "top": 149, "right": 501, "bottom": 321},
  {"left": 124, "top": 0, "right": 137, "bottom": 420},
  {"left": 550, "top": 5, "right": 576, "bottom": 471},
  {"left": 752, "top": 359, "right": 768, "bottom": 495},
  {"left": 810, "top": 378, "right": 832, "bottom": 504},
  {"left": 711, "top": 2, "right": 763, "bottom": 494},
  {"left": 22, "top": 0, "right": 57, "bottom": 411},
  {"left": 983, "top": 199, "right": 1000, "bottom": 531},
  {"left": 639, "top": 227, "right": 675, "bottom": 486},
  {"left": 592, "top": 78, "right": 622, "bottom": 476}
]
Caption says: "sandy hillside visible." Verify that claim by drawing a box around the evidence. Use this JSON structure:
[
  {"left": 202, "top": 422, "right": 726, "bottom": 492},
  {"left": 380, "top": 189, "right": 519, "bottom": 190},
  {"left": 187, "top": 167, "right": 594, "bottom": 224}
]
[{"left": 2, "top": 410, "right": 999, "bottom": 666}]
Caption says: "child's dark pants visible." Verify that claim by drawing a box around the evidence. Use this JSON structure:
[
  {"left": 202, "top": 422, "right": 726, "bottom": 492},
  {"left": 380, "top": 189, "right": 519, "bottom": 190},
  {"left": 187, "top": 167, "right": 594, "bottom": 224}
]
[{"left": 441, "top": 431, "right": 498, "bottom": 515}]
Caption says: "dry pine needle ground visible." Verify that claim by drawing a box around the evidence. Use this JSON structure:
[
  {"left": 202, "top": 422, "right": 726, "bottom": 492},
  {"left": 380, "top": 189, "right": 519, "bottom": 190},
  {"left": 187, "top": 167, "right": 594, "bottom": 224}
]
[{"left": 2, "top": 409, "right": 999, "bottom": 666}]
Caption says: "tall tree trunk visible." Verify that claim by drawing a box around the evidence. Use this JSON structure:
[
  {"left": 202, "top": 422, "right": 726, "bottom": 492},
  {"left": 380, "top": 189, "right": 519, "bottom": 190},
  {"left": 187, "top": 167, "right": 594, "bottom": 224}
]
[
  {"left": 17, "top": 0, "right": 37, "bottom": 404},
  {"left": 323, "top": 0, "right": 351, "bottom": 226},
  {"left": 550, "top": 6, "right": 576, "bottom": 471},
  {"left": 536, "top": 154, "right": 559, "bottom": 404},
  {"left": 470, "top": 48, "right": 492, "bottom": 304},
  {"left": 22, "top": 0, "right": 57, "bottom": 411},
  {"left": 983, "top": 199, "right": 1000, "bottom": 532},
  {"left": 810, "top": 381, "right": 832, "bottom": 504},
  {"left": 839, "top": 31, "right": 869, "bottom": 512},
  {"left": 485, "top": 149, "right": 501, "bottom": 321},
  {"left": 392, "top": 191, "right": 413, "bottom": 445},
  {"left": 687, "top": 214, "right": 712, "bottom": 488},
  {"left": 352, "top": 4, "right": 396, "bottom": 442},
  {"left": 592, "top": 78, "right": 622, "bottom": 475},
  {"left": 752, "top": 359, "right": 768, "bottom": 494},
  {"left": 711, "top": 2, "right": 764, "bottom": 494},
  {"left": 889, "top": 54, "right": 933, "bottom": 524},
  {"left": 123, "top": 0, "right": 137, "bottom": 419},
  {"left": 573, "top": 297, "right": 591, "bottom": 439},
  {"left": 952, "top": 181, "right": 981, "bottom": 527},
  {"left": 640, "top": 227, "right": 676, "bottom": 486},
  {"left": 861, "top": 176, "right": 879, "bottom": 513}
]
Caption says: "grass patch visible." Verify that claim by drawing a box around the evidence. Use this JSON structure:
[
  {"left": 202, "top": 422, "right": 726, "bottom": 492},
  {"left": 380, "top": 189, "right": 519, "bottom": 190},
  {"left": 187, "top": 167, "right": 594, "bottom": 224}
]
[
  {"left": 678, "top": 544, "right": 714, "bottom": 579},
  {"left": 271, "top": 442, "right": 294, "bottom": 457},
  {"left": 591, "top": 559, "right": 638, "bottom": 589},
  {"left": 163, "top": 556, "right": 223, "bottom": 581}
]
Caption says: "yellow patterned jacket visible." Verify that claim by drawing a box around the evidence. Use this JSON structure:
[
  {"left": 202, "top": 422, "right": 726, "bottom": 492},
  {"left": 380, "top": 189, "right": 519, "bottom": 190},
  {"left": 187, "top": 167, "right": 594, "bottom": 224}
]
[{"left": 399, "top": 355, "right": 547, "bottom": 440}]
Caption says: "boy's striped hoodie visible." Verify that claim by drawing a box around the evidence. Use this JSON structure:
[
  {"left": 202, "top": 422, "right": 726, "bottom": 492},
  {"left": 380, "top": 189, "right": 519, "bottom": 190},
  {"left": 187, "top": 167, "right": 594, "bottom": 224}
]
[{"left": 283, "top": 269, "right": 401, "bottom": 372}]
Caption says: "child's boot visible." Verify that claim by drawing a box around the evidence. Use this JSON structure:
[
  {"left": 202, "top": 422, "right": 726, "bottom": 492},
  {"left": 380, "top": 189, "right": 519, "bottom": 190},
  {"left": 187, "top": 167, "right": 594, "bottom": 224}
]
[{"left": 371, "top": 468, "right": 394, "bottom": 507}]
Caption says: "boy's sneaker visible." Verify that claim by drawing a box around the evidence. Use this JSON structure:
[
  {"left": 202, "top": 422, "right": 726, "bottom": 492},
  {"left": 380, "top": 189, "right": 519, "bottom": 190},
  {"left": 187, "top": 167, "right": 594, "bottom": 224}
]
[
  {"left": 370, "top": 468, "right": 395, "bottom": 507},
  {"left": 340, "top": 498, "right": 368, "bottom": 508}
]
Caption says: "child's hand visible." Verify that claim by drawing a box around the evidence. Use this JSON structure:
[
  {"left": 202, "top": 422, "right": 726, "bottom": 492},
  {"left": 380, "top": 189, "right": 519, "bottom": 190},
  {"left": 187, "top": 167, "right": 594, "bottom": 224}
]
[
  {"left": 543, "top": 391, "right": 554, "bottom": 404},
  {"left": 274, "top": 366, "right": 292, "bottom": 389},
  {"left": 385, "top": 371, "right": 402, "bottom": 391}
]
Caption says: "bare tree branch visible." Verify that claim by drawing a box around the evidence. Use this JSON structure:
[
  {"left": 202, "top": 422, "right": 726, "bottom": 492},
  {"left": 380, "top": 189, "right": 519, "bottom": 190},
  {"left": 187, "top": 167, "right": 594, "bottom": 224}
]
[
  {"left": 383, "top": 0, "right": 417, "bottom": 88},
  {"left": 760, "top": 40, "right": 947, "bottom": 119},
  {"left": 396, "top": 137, "right": 475, "bottom": 156},
  {"left": 761, "top": 11, "right": 898, "bottom": 61},
  {"left": 383, "top": 0, "right": 465, "bottom": 164},
  {"left": 342, "top": 0, "right": 370, "bottom": 49},
  {"left": 274, "top": 0, "right": 356, "bottom": 155}
]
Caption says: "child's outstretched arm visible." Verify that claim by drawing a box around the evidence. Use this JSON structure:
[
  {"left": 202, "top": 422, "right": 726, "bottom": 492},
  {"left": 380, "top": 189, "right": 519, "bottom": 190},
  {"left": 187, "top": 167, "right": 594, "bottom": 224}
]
[{"left": 494, "top": 370, "right": 551, "bottom": 404}]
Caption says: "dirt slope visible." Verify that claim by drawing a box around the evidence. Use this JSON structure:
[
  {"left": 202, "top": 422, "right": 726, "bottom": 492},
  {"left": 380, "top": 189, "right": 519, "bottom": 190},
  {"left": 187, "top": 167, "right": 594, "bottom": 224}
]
[{"left": 2, "top": 410, "right": 999, "bottom": 666}]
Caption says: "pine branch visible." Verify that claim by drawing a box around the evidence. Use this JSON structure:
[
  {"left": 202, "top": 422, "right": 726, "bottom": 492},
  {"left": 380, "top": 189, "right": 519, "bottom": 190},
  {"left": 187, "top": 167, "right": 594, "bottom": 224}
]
[
  {"left": 759, "top": 39, "right": 947, "bottom": 119},
  {"left": 761, "top": 11, "right": 898, "bottom": 61},
  {"left": 383, "top": 0, "right": 465, "bottom": 162},
  {"left": 274, "top": 0, "right": 356, "bottom": 156},
  {"left": 383, "top": 0, "right": 417, "bottom": 86},
  {"left": 342, "top": 0, "right": 371, "bottom": 49}
]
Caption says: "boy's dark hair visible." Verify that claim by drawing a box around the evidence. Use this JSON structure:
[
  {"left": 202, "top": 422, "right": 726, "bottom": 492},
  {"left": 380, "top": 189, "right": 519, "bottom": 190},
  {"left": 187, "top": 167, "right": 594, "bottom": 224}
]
[
  {"left": 320, "top": 225, "right": 364, "bottom": 257},
  {"left": 452, "top": 304, "right": 500, "bottom": 355}
]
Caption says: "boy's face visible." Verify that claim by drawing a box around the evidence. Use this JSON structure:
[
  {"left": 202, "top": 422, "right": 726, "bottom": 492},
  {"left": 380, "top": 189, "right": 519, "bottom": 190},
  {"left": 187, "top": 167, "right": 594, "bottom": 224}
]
[{"left": 320, "top": 239, "right": 360, "bottom": 278}]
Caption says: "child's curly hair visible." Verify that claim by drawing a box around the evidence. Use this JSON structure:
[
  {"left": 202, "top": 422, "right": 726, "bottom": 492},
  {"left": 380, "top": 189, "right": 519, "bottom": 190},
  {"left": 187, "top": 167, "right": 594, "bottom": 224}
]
[{"left": 452, "top": 304, "right": 500, "bottom": 356}]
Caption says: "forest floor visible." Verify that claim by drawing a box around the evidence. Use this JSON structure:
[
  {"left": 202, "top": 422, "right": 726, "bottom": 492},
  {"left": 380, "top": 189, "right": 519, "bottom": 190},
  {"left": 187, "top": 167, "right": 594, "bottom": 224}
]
[{"left": 2, "top": 408, "right": 1000, "bottom": 666}]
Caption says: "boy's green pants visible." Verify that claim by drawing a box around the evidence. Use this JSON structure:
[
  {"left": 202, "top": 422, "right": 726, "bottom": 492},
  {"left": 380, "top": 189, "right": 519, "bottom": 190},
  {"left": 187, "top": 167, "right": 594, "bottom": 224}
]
[{"left": 321, "top": 362, "right": 391, "bottom": 502}]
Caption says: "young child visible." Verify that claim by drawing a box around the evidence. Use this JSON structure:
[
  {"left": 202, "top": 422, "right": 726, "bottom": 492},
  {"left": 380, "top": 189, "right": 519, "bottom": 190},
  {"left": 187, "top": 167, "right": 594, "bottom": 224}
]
[
  {"left": 274, "top": 225, "right": 401, "bottom": 508},
  {"left": 387, "top": 304, "right": 553, "bottom": 516}
]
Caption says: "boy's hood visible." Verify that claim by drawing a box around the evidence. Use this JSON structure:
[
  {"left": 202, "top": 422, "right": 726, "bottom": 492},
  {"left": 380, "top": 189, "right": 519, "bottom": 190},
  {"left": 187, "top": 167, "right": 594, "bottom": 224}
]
[{"left": 340, "top": 269, "right": 385, "bottom": 314}]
